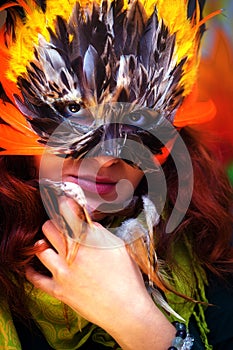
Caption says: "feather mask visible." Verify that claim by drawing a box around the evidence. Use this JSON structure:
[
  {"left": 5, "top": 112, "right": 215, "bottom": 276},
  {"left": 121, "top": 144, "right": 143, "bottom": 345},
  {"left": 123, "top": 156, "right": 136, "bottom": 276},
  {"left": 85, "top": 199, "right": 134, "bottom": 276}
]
[
  {"left": 0, "top": 0, "right": 218, "bottom": 318},
  {"left": 0, "top": 0, "right": 217, "bottom": 156}
]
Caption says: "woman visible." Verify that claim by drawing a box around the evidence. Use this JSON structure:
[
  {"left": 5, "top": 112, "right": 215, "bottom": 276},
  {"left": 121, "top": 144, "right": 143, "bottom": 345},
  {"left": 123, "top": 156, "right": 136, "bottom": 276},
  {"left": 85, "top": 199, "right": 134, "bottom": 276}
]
[{"left": 0, "top": 0, "right": 233, "bottom": 349}]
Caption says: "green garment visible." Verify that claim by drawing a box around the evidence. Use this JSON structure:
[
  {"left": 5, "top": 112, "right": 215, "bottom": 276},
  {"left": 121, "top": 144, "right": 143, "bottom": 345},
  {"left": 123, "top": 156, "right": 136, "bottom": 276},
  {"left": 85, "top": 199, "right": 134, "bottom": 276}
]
[
  {"left": 0, "top": 286, "right": 87, "bottom": 349},
  {"left": 165, "top": 238, "right": 212, "bottom": 350},
  {"left": 0, "top": 294, "right": 19, "bottom": 350},
  {"left": 0, "top": 285, "right": 121, "bottom": 349}
]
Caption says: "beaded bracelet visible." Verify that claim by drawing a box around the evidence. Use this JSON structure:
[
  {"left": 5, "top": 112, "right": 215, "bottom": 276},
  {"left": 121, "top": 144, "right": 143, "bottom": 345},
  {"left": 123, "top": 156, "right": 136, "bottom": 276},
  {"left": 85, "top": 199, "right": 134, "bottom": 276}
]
[{"left": 167, "top": 321, "right": 194, "bottom": 350}]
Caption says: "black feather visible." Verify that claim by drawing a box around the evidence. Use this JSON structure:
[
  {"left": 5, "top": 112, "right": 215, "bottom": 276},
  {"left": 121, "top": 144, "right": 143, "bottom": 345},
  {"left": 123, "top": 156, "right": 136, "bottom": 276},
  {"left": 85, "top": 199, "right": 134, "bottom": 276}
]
[
  {"left": 35, "top": 0, "right": 47, "bottom": 12},
  {"left": 139, "top": 11, "right": 159, "bottom": 69},
  {"left": 124, "top": 0, "right": 147, "bottom": 55},
  {"left": 111, "top": 0, "right": 127, "bottom": 55},
  {"left": 47, "top": 16, "right": 70, "bottom": 55}
]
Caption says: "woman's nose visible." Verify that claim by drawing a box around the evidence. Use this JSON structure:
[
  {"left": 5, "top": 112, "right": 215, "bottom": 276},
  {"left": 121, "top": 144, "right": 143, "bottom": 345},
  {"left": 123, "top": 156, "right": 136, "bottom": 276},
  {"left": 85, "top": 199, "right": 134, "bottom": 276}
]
[{"left": 94, "top": 156, "right": 120, "bottom": 168}]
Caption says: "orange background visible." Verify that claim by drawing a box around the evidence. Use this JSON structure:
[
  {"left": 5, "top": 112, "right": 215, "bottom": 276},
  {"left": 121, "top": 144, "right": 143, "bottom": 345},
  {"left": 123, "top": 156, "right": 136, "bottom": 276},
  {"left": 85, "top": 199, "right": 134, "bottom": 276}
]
[{"left": 197, "top": 1, "right": 233, "bottom": 172}]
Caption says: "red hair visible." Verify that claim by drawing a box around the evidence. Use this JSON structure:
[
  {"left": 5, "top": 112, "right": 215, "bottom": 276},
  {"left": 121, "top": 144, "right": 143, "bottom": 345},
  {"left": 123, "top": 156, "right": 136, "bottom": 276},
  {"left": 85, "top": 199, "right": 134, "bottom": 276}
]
[
  {"left": 0, "top": 156, "right": 46, "bottom": 319},
  {"left": 159, "top": 128, "right": 233, "bottom": 275}
]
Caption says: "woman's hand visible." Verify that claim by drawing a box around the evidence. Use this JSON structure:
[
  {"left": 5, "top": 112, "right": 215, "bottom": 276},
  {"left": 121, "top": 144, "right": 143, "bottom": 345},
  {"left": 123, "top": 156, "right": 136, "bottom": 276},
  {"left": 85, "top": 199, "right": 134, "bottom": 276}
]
[{"left": 26, "top": 198, "right": 175, "bottom": 349}]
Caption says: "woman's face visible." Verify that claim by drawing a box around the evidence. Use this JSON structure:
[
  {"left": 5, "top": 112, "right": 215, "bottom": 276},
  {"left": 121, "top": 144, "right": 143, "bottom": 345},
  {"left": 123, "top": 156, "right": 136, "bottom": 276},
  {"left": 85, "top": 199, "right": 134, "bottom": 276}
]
[{"left": 35, "top": 155, "right": 144, "bottom": 219}]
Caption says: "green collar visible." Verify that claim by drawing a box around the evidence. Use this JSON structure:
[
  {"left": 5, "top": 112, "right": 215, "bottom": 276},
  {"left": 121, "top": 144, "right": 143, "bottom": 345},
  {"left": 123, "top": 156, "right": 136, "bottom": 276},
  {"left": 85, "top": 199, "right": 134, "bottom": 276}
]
[{"left": 165, "top": 236, "right": 212, "bottom": 350}]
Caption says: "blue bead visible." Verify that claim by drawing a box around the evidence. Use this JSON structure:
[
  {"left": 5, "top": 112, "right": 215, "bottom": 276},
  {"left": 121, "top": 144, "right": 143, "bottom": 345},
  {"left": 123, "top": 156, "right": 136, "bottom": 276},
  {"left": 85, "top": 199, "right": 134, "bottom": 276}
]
[
  {"left": 183, "top": 334, "right": 195, "bottom": 348},
  {"left": 172, "top": 321, "right": 180, "bottom": 329},
  {"left": 176, "top": 329, "right": 187, "bottom": 339},
  {"left": 168, "top": 347, "right": 178, "bottom": 350},
  {"left": 177, "top": 322, "right": 186, "bottom": 331},
  {"left": 172, "top": 321, "right": 186, "bottom": 331},
  {"left": 172, "top": 336, "right": 184, "bottom": 348}
]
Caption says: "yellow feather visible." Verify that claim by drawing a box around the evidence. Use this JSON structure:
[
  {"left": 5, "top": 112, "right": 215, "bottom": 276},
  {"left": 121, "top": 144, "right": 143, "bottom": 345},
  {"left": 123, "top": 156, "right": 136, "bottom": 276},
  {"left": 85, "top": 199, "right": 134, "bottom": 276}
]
[
  {"left": 6, "top": 0, "right": 208, "bottom": 96},
  {"left": 7, "top": 0, "right": 78, "bottom": 82},
  {"left": 153, "top": 0, "right": 200, "bottom": 95}
]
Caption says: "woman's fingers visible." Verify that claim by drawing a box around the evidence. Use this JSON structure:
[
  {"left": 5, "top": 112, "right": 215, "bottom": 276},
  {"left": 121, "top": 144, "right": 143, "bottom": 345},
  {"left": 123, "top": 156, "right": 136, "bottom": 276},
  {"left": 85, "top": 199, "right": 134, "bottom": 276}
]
[
  {"left": 26, "top": 266, "right": 55, "bottom": 293},
  {"left": 41, "top": 195, "right": 87, "bottom": 260},
  {"left": 39, "top": 198, "right": 126, "bottom": 276},
  {"left": 42, "top": 220, "right": 67, "bottom": 256},
  {"left": 58, "top": 196, "right": 87, "bottom": 243},
  {"left": 58, "top": 196, "right": 124, "bottom": 249},
  {"left": 34, "top": 239, "right": 68, "bottom": 277}
]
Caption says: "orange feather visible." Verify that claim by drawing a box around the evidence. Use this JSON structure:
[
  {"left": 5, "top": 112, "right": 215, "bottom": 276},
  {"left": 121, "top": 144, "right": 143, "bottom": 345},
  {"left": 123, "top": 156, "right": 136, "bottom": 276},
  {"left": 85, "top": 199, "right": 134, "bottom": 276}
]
[
  {"left": 0, "top": 124, "right": 44, "bottom": 155},
  {"left": 0, "top": 25, "right": 21, "bottom": 102},
  {"left": 0, "top": 101, "right": 36, "bottom": 135}
]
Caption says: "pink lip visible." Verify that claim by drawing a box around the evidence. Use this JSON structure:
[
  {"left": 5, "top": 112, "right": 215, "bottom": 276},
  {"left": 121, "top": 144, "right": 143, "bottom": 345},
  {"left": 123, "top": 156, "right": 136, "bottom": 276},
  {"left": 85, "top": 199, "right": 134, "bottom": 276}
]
[{"left": 66, "top": 175, "right": 117, "bottom": 195}]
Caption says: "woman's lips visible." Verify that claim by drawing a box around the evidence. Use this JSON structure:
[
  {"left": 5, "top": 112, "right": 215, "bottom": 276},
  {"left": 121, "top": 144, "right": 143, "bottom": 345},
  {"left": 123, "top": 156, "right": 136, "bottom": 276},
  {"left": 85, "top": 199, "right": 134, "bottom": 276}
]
[{"left": 66, "top": 175, "right": 117, "bottom": 195}]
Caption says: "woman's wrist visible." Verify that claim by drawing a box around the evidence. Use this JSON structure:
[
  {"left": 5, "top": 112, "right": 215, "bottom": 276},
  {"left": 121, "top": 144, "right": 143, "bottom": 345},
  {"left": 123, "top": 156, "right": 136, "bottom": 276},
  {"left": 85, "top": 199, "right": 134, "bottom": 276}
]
[{"left": 103, "top": 293, "right": 176, "bottom": 350}]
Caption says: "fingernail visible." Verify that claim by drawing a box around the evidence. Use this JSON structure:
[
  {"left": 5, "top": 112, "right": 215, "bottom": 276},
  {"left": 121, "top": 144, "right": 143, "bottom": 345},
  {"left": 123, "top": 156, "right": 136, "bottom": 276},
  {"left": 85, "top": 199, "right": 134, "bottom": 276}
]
[{"left": 34, "top": 239, "right": 49, "bottom": 251}]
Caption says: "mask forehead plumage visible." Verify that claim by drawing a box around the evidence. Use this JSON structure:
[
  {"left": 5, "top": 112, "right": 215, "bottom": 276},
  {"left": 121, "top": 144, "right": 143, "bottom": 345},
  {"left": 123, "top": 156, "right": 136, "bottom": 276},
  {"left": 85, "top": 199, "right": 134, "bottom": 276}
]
[{"left": 0, "top": 0, "right": 215, "bottom": 156}]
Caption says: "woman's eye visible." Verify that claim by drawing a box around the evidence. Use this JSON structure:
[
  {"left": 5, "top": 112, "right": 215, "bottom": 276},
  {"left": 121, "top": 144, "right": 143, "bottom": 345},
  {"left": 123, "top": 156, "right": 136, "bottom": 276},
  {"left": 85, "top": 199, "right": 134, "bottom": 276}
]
[
  {"left": 61, "top": 103, "right": 94, "bottom": 126},
  {"left": 124, "top": 113, "right": 149, "bottom": 127},
  {"left": 66, "top": 103, "right": 81, "bottom": 114},
  {"left": 64, "top": 103, "right": 81, "bottom": 116},
  {"left": 125, "top": 114, "right": 146, "bottom": 126},
  {"left": 123, "top": 110, "right": 160, "bottom": 128},
  {"left": 131, "top": 115, "right": 145, "bottom": 124}
]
